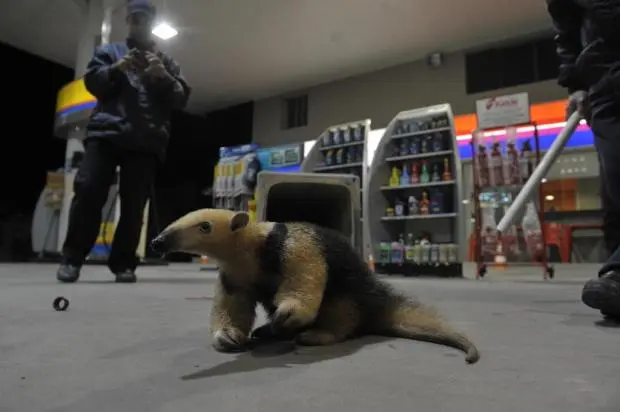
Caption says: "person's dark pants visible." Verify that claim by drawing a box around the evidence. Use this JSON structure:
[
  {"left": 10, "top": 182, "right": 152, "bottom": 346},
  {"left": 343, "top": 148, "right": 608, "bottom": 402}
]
[
  {"left": 599, "top": 164, "right": 620, "bottom": 256},
  {"left": 582, "top": 88, "right": 620, "bottom": 317},
  {"left": 589, "top": 89, "right": 620, "bottom": 272},
  {"left": 62, "top": 139, "right": 157, "bottom": 273}
]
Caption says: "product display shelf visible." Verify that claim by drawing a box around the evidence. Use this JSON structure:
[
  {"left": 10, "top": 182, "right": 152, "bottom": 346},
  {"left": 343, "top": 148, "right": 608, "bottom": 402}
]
[
  {"left": 470, "top": 124, "right": 553, "bottom": 280},
  {"left": 301, "top": 119, "right": 371, "bottom": 222},
  {"left": 365, "top": 104, "right": 465, "bottom": 277}
]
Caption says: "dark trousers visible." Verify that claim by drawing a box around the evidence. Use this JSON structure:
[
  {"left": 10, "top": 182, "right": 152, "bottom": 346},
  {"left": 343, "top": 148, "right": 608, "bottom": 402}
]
[
  {"left": 62, "top": 139, "right": 157, "bottom": 272},
  {"left": 589, "top": 89, "right": 620, "bottom": 274}
]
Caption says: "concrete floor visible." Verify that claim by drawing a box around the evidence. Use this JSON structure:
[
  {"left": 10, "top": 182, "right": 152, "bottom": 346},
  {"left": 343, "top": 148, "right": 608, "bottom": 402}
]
[{"left": 0, "top": 263, "right": 619, "bottom": 412}]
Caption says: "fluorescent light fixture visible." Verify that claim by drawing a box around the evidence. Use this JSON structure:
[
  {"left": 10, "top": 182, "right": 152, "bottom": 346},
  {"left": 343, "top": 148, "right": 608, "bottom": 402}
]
[
  {"left": 152, "top": 22, "right": 178, "bottom": 40},
  {"left": 545, "top": 195, "right": 554, "bottom": 201}
]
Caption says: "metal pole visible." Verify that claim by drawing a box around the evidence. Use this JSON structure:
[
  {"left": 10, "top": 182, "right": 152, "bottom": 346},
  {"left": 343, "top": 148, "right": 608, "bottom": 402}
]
[{"left": 496, "top": 112, "right": 582, "bottom": 233}]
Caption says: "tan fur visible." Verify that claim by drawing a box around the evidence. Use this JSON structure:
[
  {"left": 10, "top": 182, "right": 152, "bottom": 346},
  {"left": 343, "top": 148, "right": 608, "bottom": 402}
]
[
  {"left": 158, "top": 208, "right": 480, "bottom": 363},
  {"left": 273, "top": 224, "right": 328, "bottom": 329},
  {"left": 384, "top": 303, "right": 480, "bottom": 364},
  {"left": 210, "top": 279, "right": 257, "bottom": 351},
  {"left": 210, "top": 279, "right": 256, "bottom": 334},
  {"left": 161, "top": 208, "right": 273, "bottom": 286}
]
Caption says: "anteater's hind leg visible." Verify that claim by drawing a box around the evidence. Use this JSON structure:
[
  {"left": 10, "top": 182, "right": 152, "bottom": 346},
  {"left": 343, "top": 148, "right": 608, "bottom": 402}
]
[{"left": 295, "top": 296, "right": 361, "bottom": 346}]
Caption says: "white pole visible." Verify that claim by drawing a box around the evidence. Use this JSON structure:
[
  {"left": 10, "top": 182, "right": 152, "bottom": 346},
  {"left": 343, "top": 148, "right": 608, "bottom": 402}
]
[{"left": 496, "top": 112, "right": 582, "bottom": 233}]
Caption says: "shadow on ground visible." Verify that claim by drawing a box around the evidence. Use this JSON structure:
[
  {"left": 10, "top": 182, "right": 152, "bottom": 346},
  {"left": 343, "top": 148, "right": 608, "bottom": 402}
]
[{"left": 181, "top": 336, "right": 389, "bottom": 380}]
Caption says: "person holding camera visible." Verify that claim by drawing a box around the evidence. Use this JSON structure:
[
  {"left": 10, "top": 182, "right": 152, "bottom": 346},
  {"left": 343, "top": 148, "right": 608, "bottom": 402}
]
[
  {"left": 547, "top": 0, "right": 620, "bottom": 319},
  {"left": 57, "top": 0, "right": 191, "bottom": 283}
]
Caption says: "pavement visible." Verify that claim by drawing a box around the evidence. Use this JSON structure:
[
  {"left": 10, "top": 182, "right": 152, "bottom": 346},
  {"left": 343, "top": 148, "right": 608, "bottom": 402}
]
[{"left": 0, "top": 262, "right": 619, "bottom": 412}]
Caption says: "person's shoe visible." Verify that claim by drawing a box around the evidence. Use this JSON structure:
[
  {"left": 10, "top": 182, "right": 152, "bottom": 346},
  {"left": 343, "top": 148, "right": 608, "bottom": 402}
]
[
  {"left": 582, "top": 271, "right": 620, "bottom": 318},
  {"left": 57, "top": 264, "right": 81, "bottom": 283},
  {"left": 114, "top": 270, "right": 137, "bottom": 283}
]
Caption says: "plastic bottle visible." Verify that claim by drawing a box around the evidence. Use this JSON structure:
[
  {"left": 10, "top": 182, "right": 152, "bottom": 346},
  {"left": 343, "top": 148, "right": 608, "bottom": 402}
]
[
  {"left": 520, "top": 140, "right": 534, "bottom": 181},
  {"left": 448, "top": 244, "right": 459, "bottom": 263},
  {"left": 521, "top": 201, "right": 543, "bottom": 257},
  {"left": 408, "top": 195, "right": 418, "bottom": 215},
  {"left": 489, "top": 141, "right": 503, "bottom": 187},
  {"left": 391, "top": 240, "right": 404, "bottom": 264},
  {"left": 400, "top": 165, "right": 410, "bottom": 186},
  {"left": 389, "top": 167, "right": 400, "bottom": 187},
  {"left": 420, "top": 239, "right": 431, "bottom": 264},
  {"left": 420, "top": 162, "right": 430, "bottom": 184},
  {"left": 430, "top": 244, "right": 439, "bottom": 263},
  {"left": 439, "top": 244, "right": 449, "bottom": 264},
  {"left": 378, "top": 242, "right": 390, "bottom": 264},
  {"left": 394, "top": 198, "right": 405, "bottom": 216},
  {"left": 405, "top": 233, "right": 415, "bottom": 262}
]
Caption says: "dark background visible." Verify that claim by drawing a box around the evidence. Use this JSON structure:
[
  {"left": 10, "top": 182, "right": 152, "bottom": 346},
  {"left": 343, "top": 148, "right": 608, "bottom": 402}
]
[{"left": 0, "top": 41, "right": 253, "bottom": 261}]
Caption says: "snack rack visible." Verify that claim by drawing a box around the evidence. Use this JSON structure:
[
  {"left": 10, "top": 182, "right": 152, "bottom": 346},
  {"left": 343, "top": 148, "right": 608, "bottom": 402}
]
[
  {"left": 471, "top": 123, "right": 553, "bottom": 279},
  {"left": 365, "top": 104, "right": 465, "bottom": 277}
]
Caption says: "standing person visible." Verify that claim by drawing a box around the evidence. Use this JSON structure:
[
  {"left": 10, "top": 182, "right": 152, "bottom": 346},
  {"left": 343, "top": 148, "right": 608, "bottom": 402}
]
[
  {"left": 547, "top": 0, "right": 620, "bottom": 318},
  {"left": 57, "top": 0, "right": 191, "bottom": 283}
]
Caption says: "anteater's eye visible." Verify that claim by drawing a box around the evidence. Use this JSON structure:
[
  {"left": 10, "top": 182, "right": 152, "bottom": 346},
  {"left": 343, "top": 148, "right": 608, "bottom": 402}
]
[{"left": 198, "top": 222, "right": 212, "bottom": 234}]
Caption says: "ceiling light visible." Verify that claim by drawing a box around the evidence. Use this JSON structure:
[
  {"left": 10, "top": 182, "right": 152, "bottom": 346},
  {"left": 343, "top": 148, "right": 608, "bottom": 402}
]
[
  {"left": 152, "top": 22, "right": 178, "bottom": 40},
  {"left": 545, "top": 195, "right": 555, "bottom": 201},
  {"left": 541, "top": 178, "right": 547, "bottom": 183}
]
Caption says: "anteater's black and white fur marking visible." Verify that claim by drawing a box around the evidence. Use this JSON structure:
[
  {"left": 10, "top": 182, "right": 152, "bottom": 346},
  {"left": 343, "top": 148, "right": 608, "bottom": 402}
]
[{"left": 152, "top": 208, "right": 480, "bottom": 364}]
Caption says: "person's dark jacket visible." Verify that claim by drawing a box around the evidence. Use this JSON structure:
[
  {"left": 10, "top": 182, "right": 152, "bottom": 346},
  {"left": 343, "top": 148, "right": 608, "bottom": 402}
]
[
  {"left": 547, "top": 0, "right": 620, "bottom": 94},
  {"left": 83, "top": 38, "right": 191, "bottom": 161}
]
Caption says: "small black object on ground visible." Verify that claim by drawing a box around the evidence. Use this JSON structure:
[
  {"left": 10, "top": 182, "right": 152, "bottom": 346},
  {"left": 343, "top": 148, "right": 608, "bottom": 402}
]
[{"left": 53, "top": 296, "right": 70, "bottom": 311}]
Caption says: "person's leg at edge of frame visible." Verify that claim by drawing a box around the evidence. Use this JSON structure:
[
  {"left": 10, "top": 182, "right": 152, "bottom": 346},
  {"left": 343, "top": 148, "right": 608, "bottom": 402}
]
[
  {"left": 599, "top": 167, "right": 620, "bottom": 256},
  {"left": 57, "top": 140, "right": 118, "bottom": 283},
  {"left": 106, "top": 150, "right": 158, "bottom": 283},
  {"left": 581, "top": 92, "right": 620, "bottom": 319}
]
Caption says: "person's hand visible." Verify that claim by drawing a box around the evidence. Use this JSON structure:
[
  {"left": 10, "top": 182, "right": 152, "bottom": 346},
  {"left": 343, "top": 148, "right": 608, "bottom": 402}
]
[
  {"left": 113, "top": 49, "right": 147, "bottom": 73},
  {"left": 566, "top": 90, "right": 588, "bottom": 119},
  {"left": 143, "top": 52, "right": 169, "bottom": 79}
]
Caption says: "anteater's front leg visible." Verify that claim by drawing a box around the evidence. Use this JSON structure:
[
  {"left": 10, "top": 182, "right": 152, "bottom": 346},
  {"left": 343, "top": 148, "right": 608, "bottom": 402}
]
[
  {"left": 210, "top": 276, "right": 256, "bottom": 352},
  {"left": 270, "top": 250, "right": 327, "bottom": 335}
]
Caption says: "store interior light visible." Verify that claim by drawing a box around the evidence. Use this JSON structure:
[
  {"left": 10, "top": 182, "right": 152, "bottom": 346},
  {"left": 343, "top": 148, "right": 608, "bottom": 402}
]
[
  {"left": 152, "top": 22, "right": 178, "bottom": 40},
  {"left": 544, "top": 195, "right": 555, "bottom": 201},
  {"left": 541, "top": 178, "right": 547, "bottom": 183}
]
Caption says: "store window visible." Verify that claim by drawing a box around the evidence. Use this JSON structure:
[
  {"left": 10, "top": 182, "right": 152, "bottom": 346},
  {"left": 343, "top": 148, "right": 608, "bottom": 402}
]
[
  {"left": 541, "top": 177, "right": 601, "bottom": 212},
  {"left": 282, "top": 95, "right": 308, "bottom": 130}
]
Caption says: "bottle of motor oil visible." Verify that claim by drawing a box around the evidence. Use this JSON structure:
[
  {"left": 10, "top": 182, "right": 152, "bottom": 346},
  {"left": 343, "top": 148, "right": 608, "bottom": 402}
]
[
  {"left": 421, "top": 241, "right": 431, "bottom": 264},
  {"left": 405, "top": 233, "right": 415, "bottom": 262},
  {"left": 378, "top": 242, "right": 390, "bottom": 264},
  {"left": 412, "top": 241, "right": 422, "bottom": 265},
  {"left": 430, "top": 244, "right": 439, "bottom": 263},
  {"left": 391, "top": 241, "right": 404, "bottom": 264},
  {"left": 447, "top": 244, "right": 459, "bottom": 263},
  {"left": 439, "top": 244, "right": 449, "bottom": 264}
]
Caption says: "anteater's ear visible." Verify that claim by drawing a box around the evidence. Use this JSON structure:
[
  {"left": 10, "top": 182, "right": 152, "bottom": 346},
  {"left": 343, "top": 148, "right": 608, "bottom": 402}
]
[{"left": 229, "top": 212, "right": 250, "bottom": 232}]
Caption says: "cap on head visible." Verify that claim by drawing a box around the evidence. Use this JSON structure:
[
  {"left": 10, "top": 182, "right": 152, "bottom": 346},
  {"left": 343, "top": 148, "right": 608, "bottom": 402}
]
[{"left": 126, "top": 0, "right": 157, "bottom": 20}]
